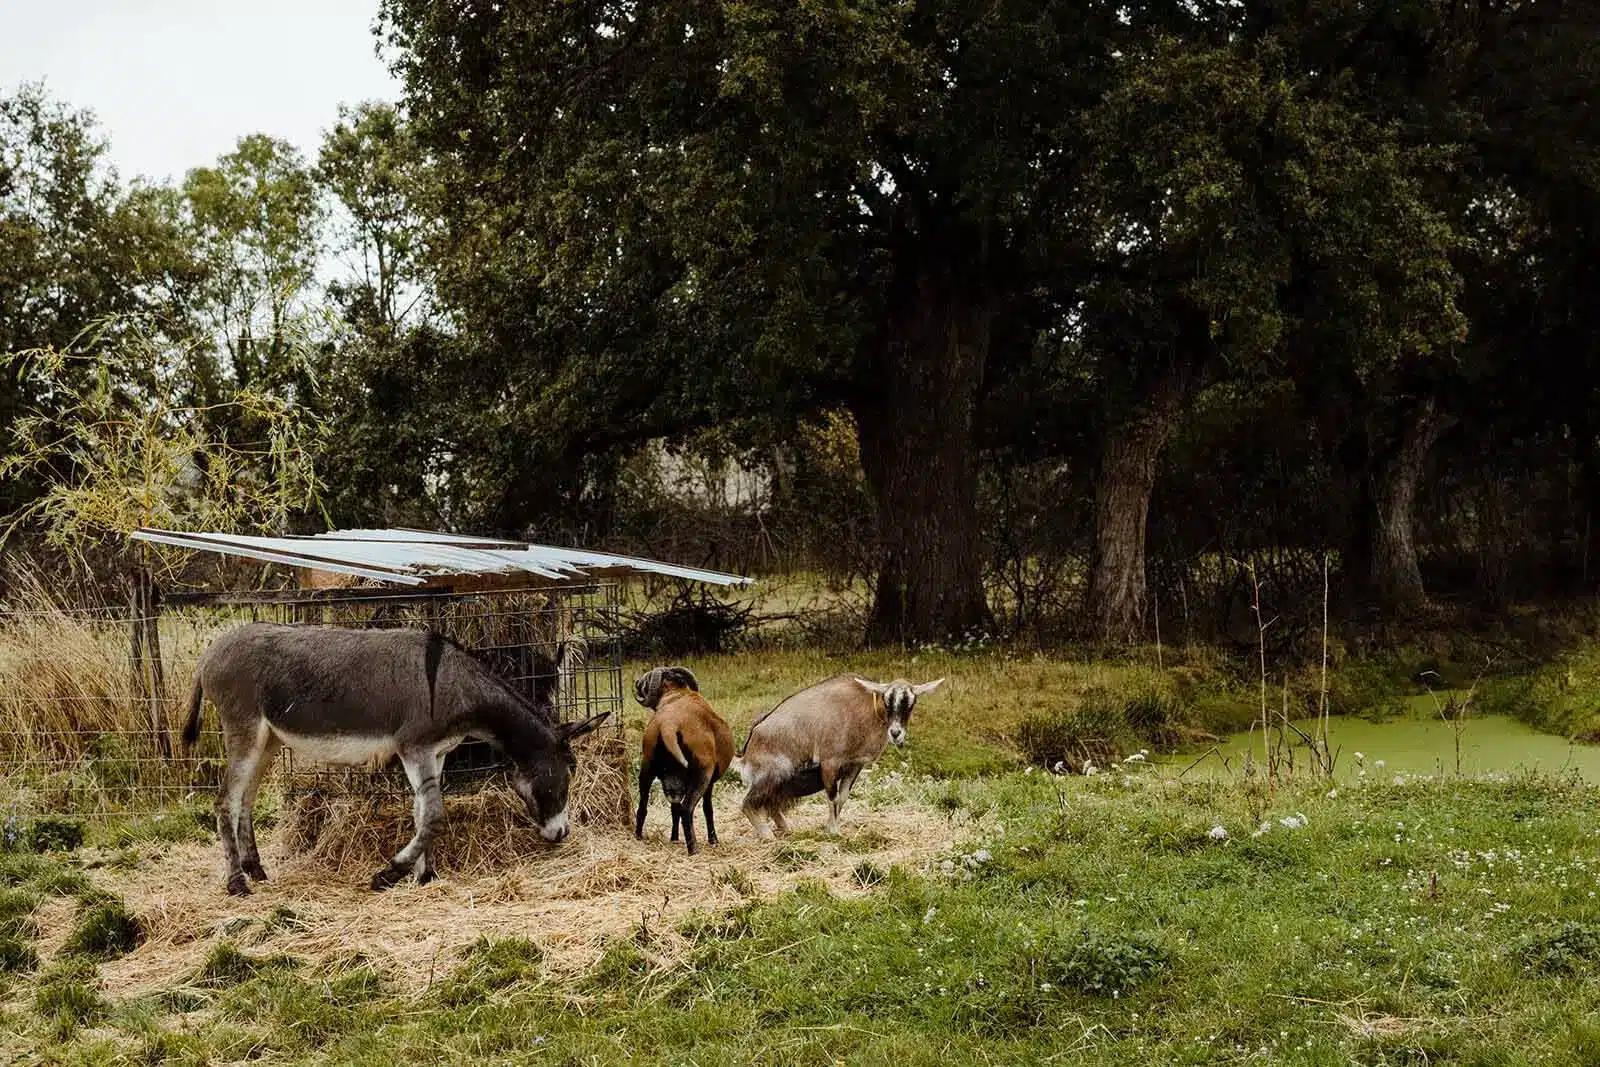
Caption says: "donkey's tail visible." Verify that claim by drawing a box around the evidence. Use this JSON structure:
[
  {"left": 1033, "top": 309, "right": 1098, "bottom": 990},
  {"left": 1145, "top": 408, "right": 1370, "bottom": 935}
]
[
  {"left": 661, "top": 728, "right": 691, "bottom": 769},
  {"left": 180, "top": 676, "right": 204, "bottom": 749}
]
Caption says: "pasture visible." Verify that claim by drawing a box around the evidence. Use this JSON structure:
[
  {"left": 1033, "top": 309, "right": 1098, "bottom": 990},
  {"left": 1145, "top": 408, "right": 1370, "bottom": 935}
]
[{"left": 2, "top": 627, "right": 1600, "bottom": 1064}]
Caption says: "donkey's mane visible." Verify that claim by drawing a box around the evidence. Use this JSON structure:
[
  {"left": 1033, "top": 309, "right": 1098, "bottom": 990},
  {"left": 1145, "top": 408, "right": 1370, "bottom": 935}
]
[{"left": 425, "top": 629, "right": 564, "bottom": 730}]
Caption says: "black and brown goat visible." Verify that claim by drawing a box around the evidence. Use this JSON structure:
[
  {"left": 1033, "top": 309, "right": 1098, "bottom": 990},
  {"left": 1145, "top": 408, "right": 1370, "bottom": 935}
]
[{"left": 633, "top": 666, "right": 734, "bottom": 855}]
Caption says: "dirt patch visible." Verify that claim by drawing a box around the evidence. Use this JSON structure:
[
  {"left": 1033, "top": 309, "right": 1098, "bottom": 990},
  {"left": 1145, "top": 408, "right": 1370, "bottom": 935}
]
[{"left": 81, "top": 793, "right": 960, "bottom": 1000}]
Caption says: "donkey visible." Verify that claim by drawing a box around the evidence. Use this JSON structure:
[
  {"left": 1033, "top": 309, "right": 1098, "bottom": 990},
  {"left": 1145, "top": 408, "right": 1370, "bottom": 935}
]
[{"left": 181, "top": 622, "right": 608, "bottom": 895}]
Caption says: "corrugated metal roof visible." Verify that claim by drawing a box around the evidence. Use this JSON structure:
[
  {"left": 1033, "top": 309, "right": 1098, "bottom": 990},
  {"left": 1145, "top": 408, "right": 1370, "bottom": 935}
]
[{"left": 130, "top": 527, "right": 754, "bottom": 588}]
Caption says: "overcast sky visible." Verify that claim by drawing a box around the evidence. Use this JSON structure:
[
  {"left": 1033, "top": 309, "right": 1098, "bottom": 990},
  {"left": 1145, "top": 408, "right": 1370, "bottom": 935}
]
[{"left": 0, "top": 0, "right": 401, "bottom": 185}]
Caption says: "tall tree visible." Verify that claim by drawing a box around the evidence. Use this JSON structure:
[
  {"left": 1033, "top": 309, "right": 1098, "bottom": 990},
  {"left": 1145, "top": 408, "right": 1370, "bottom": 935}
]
[
  {"left": 1073, "top": 37, "right": 1462, "bottom": 639},
  {"left": 0, "top": 84, "right": 202, "bottom": 517},
  {"left": 317, "top": 102, "right": 432, "bottom": 339},
  {"left": 183, "top": 135, "right": 323, "bottom": 399},
  {"left": 379, "top": 0, "right": 1149, "bottom": 644}
]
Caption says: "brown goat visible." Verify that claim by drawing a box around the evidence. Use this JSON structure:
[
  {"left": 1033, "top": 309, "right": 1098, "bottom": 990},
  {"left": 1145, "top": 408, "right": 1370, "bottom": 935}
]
[{"left": 633, "top": 666, "right": 734, "bottom": 854}]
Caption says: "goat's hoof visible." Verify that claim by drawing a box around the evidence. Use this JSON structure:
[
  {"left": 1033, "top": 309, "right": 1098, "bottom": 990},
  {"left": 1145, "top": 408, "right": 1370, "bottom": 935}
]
[
  {"left": 226, "top": 875, "right": 251, "bottom": 897},
  {"left": 686, "top": 842, "right": 699, "bottom": 856},
  {"left": 245, "top": 863, "right": 269, "bottom": 882},
  {"left": 416, "top": 868, "right": 436, "bottom": 886},
  {"left": 706, "top": 833, "right": 718, "bottom": 846},
  {"left": 370, "top": 866, "right": 406, "bottom": 891}
]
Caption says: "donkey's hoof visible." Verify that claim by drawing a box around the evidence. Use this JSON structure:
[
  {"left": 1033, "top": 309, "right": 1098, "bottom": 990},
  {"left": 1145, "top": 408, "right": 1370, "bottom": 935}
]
[
  {"left": 226, "top": 875, "right": 251, "bottom": 897},
  {"left": 370, "top": 866, "right": 407, "bottom": 892}
]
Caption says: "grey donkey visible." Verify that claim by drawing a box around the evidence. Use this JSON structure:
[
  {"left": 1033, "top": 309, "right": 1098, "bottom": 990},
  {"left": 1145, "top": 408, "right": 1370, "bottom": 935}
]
[{"left": 181, "top": 623, "right": 609, "bottom": 895}]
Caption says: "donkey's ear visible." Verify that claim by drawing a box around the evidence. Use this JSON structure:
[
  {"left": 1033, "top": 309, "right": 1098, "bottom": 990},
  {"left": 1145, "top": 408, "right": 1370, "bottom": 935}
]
[
  {"left": 851, "top": 676, "right": 891, "bottom": 695},
  {"left": 912, "top": 678, "right": 946, "bottom": 695},
  {"left": 667, "top": 666, "right": 699, "bottom": 692},
  {"left": 563, "top": 712, "right": 610, "bottom": 739}
]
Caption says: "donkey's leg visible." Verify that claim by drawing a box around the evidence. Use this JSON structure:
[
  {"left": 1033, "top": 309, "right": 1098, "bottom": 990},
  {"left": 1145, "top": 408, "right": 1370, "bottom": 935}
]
[
  {"left": 372, "top": 750, "right": 443, "bottom": 891},
  {"left": 217, "top": 718, "right": 270, "bottom": 896},
  {"left": 635, "top": 767, "right": 655, "bottom": 840},
  {"left": 214, "top": 763, "right": 247, "bottom": 897},
  {"left": 238, "top": 733, "right": 282, "bottom": 882}
]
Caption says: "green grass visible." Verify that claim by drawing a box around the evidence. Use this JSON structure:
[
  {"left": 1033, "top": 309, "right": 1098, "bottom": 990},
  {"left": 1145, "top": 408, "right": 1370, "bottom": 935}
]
[
  {"left": 8, "top": 771, "right": 1600, "bottom": 1063},
  {"left": 8, "top": 633, "right": 1600, "bottom": 1063}
]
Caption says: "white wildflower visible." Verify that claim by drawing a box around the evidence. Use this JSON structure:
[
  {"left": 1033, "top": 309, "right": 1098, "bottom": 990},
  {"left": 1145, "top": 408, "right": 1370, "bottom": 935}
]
[
  {"left": 1208, "top": 825, "right": 1228, "bottom": 841},
  {"left": 1374, "top": 759, "right": 1386, "bottom": 769},
  {"left": 1326, "top": 789, "right": 1338, "bottom": 799}
]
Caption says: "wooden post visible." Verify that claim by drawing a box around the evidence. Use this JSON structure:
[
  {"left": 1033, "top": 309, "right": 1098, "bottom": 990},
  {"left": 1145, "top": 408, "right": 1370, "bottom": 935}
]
[{"left": 129, "top": 566, "right": 171, "bottom": 758}]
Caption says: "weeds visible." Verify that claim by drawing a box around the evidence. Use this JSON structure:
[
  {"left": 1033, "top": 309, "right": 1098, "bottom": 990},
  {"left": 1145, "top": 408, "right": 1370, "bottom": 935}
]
[
  {"left": 1034, "top": 926, "right": 1169, "bottom": 996},
  {"left": 1516, "top": 922, "right": 1600, "bottom": 975}
]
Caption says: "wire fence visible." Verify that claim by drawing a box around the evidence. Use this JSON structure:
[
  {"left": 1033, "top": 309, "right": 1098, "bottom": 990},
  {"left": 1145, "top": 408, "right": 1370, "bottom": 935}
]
[{"left": 0, "top": 583, "right": 624, "bottom": 820}]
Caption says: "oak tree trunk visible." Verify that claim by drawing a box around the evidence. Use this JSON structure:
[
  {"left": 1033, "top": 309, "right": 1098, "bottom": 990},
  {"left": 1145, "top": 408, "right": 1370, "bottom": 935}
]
[
  {"left": 1366, "top": 397, "right": 1449, "bottom": 615},
  {"left": 1087, "top": 365, "right": 1192, "bottom": 644},
  {"left": 855, "top": 279, "right": 993, "bottom": 647}
]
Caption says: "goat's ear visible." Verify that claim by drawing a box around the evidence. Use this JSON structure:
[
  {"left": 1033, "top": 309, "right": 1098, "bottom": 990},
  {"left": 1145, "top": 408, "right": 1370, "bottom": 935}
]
[
  {"left": 563, "top": 712, "right": 610, "bottom": 739},
  {"left": 912, "top": 678, "right": 946, "bottom": 695},
  {"left": 851, "top": 676, "right": 891, "bottom": 695}
]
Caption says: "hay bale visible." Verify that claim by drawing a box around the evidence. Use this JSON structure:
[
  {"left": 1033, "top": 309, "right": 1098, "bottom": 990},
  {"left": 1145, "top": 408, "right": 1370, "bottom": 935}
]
[{"left": 277, "top": 731, "right": 631, "bottom": 879}]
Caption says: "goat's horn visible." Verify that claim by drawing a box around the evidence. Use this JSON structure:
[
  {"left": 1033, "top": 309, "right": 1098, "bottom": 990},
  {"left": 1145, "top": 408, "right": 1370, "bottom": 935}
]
[{"left": 634, "top": 668, "right": 664, "bottom": 707}]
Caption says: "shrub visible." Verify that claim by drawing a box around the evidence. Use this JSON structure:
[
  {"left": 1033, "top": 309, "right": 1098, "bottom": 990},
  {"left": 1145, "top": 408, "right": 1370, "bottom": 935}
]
[{"left": 1014, "top": 687, "right": 1142, "bottom": 771}]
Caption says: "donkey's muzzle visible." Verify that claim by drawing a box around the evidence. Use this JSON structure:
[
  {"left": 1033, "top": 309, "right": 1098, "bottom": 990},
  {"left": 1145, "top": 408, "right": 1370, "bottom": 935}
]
[{"left": 540, "top": 811, "right": 570, "bottom": 842}]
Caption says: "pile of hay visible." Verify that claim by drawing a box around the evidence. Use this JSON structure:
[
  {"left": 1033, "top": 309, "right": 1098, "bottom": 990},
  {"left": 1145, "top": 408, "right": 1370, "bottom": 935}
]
[
  {"left": 278, "top": 731, "right": 632, "bottom": 878},
  {"left": 81, "top": 795, "right": 962, "bottom": 1001}
]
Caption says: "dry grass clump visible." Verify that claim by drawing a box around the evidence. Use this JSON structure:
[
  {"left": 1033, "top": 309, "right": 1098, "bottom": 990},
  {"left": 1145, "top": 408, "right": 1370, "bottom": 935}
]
[{"left": 278, "top": 732, "right": 632, "bottom": 878}]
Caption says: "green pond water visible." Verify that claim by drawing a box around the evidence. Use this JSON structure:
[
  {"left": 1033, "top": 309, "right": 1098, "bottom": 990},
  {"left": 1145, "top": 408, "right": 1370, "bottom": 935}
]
[{"left": 1178, "top": 697, "right": 1600, "bottom": 782}]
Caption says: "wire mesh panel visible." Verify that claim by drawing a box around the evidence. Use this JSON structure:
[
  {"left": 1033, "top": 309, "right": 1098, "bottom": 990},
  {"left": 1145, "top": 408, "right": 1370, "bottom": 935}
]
[
  {"left": 0, "top": 597, "right": 221, "bottom": 820},
  {"left": 0, "top": 583, "right": 624, "bottom": 822}
]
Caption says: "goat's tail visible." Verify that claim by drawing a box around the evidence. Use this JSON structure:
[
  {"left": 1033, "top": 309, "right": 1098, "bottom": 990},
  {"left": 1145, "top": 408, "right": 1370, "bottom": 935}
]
[
  {"left": 180, "top": 676, "right": 204, "bottom": 749},
  {"left": 661, "top": 728, "right": 691, "bottom": 769}
]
